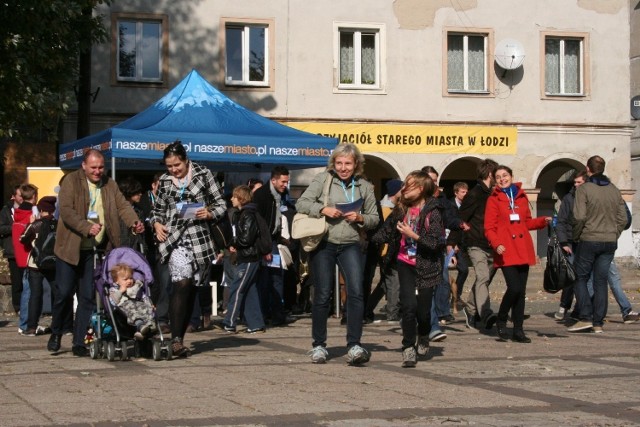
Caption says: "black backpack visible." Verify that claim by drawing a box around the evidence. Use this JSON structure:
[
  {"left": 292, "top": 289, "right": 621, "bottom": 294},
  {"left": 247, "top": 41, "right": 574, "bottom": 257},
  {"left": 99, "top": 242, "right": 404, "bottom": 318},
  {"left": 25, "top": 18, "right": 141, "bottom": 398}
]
[
  {"left": 210, "top": 211, "right": 234, "bottom": 250},
  {"left": 32, "top": 217, "right": 57, "bottom": 271},
  {"left": 254, "top": 212, "right": 273, "bottom": 256}
]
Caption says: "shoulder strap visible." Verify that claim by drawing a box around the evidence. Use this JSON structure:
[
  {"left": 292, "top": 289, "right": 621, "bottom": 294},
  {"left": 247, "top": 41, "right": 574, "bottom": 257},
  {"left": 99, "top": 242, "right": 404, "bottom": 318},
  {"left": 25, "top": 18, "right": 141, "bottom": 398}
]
[{"left": 322, "top": 173, "right": 333, "bottom": 207}]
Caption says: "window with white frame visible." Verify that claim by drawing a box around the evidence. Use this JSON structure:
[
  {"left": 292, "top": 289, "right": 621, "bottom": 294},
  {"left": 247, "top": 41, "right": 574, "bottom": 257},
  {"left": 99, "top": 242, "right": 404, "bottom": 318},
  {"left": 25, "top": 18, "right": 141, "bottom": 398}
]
[
  {"left": 115, "top": 18, "right": 164, "bottom": 82},
  {"left": 336, "top": 24, "right": 383, "bottom": 89},
  {"left": 544, "top": 36, "right": 585, "bottom": 96},
  {"left": 225, "top": 23, "right": 269, "bottom": 86},
  {"left": 447, "top": 32, "right": 489, "bottom": 93}
]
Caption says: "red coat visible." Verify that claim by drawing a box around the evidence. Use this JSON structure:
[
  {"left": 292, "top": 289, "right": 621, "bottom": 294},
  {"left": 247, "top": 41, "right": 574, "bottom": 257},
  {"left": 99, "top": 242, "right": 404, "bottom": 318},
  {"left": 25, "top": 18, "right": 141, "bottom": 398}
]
[
  {"left": 12, "top": 206, "right": 32, "bottom": 268},
  {"left": 484, "top": 183, "right": 547, "bottom": 267}
]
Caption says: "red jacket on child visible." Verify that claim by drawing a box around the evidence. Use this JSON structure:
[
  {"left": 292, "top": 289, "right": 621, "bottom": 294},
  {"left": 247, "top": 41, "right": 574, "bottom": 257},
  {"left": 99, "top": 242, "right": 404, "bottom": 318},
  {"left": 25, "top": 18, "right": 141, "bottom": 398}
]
[{"left": 12, "top": 204, "right": 33, "bottom": 268}]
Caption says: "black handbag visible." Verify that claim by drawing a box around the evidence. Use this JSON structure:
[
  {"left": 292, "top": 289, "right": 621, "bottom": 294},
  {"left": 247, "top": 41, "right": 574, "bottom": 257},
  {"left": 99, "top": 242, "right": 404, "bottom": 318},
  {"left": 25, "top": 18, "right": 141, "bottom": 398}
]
[{"left": 543, "top": 229, "right": 577, "bottom": 294}]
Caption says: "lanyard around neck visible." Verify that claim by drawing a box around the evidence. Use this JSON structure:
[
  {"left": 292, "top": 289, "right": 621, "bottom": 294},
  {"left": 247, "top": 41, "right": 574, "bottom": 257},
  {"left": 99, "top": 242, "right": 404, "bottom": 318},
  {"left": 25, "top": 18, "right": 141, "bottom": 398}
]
[
  {"left": 178, "top": 177, "right": 188, "bottom": 200},
  {"left": 340, "top": 178, "right": 355, "bottom": 203},
  {"left": 506, "top": 187, "right": 516, "bottom": 212}
]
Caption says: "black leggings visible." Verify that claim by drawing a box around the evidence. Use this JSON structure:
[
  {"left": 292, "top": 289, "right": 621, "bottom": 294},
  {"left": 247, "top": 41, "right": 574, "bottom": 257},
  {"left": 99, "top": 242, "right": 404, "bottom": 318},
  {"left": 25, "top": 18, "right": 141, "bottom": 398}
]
[
  {"left": 498, "top": 265, "right": 529, "bottom": 329},
  {"left": 169, "top": 278, "right": 197, "bottom": 340}
]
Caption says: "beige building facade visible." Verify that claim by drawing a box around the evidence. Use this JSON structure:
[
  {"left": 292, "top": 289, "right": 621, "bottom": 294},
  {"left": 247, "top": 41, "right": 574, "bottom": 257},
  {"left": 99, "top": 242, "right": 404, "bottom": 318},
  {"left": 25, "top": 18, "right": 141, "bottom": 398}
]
[{"left": 63, "top": 0, "right": 634, "bottom": 257}]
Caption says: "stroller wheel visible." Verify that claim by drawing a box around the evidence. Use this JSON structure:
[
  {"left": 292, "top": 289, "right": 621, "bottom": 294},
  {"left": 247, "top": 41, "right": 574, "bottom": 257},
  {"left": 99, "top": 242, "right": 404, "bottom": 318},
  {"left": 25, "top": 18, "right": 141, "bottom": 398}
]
[
  {"left": 120, "top": 341, "right": 129, "bottom": 361},
  {"left": 89, "top": 340, "right": 100, "bottom": 359},
  {"left": 106, "top": 341, "right": 116, "bottom": 361},
  {"left": 165, "top": 341, "right": 173, "bottom": 361},
  {"left": 152, "top": 340, "right": 162, "bottom": 361}
]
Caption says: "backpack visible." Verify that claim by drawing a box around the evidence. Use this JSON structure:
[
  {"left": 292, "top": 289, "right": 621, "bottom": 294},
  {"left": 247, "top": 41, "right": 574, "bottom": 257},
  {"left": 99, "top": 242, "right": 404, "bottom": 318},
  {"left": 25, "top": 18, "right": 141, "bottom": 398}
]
[
  {"left": 210, "top": 211, "right": 233, "bottom": 250},
  {"left": 254, "top": 212, "right": 273, "bottom": 256},
  {"left": 624, "top": 201, "right": 632, "bottom": 231},
  {"left": 32, "top": 217, "right": 57, "bottom": 271}
]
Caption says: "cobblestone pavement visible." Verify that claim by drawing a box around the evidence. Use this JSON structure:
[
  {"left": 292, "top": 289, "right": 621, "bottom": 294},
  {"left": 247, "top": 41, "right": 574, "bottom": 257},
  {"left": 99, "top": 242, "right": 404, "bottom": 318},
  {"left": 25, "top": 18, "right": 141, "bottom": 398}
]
[{"left": 1, "top": 290, "right": 640, "bottom": 427}]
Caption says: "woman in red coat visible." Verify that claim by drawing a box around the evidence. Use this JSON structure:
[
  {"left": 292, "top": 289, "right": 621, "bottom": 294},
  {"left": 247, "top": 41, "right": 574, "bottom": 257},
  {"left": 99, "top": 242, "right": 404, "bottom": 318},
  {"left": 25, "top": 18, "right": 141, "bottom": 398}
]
[{"left": 484, "top": 165, "right": 550, "bottom": 343}]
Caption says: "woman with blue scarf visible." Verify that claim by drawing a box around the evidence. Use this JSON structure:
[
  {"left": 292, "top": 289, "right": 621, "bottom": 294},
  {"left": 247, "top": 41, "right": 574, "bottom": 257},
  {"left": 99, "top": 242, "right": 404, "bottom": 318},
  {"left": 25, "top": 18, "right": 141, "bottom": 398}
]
[{"left": 484, "top": 165, "right": 551, "bottom": 343}]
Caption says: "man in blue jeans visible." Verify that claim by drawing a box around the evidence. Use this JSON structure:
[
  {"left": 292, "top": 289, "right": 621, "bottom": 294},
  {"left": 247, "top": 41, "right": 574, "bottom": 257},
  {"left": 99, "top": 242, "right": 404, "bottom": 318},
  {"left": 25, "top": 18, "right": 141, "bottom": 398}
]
[
  {"left": 47, "top": 150, "right": 143, "bottom": 356},
  {"left": 568, "top": 155, "right": 628, "bottom": 334}
]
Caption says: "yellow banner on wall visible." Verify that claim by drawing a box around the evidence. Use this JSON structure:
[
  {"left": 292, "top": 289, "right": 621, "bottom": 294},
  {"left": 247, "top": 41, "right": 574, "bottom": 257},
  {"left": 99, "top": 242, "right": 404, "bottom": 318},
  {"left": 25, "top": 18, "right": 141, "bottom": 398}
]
[{"left": 283, "top": 122, "right": 517, "bottom": 155}]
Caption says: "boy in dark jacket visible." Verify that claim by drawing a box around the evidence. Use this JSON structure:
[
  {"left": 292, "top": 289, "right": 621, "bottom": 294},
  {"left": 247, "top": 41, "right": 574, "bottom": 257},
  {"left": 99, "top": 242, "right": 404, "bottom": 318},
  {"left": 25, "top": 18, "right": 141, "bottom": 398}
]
[{"left": 222, "top": 185, "right": 266, "bottom": 334}]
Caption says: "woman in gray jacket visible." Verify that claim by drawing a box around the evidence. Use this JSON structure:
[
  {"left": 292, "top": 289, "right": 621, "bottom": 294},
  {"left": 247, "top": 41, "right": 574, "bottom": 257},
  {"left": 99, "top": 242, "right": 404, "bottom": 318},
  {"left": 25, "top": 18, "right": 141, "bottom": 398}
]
[{"left": 295, "top": 143, "right": 379, "bottom": 365}]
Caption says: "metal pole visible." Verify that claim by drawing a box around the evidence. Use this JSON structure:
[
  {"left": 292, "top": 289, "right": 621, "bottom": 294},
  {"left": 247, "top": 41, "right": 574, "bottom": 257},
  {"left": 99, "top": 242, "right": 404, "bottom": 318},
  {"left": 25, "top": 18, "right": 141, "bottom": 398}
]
[{"left": 111, "top": 156, "right": 116, "bottom": 181}]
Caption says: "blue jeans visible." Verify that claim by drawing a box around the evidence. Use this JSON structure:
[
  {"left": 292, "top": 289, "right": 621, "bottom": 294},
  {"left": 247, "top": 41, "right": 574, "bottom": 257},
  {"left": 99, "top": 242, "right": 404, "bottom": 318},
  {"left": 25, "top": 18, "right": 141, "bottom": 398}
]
[
  {"left": 19, "top": 270, "right": 30, "bottom": 331},
  {"left": 51, "top": 251, "right": 96, "bottom": 347},
  {"left": 434, "top": 250, "right": 455, "bottom": 319},
  {"left": 224, "top": 261, "right": 263, "bottom": 330},
  {"left": 585, "top": 260, "right": 632, "bottom": 317},
  {"left": 310, "top": 241, "right": 364, "bottom": 349},
  {"left": 574, "top": 241, "right": 617, "bottom": 327},
  {"left": 27, "top": 269, "right": 55, "bottom": 330}
]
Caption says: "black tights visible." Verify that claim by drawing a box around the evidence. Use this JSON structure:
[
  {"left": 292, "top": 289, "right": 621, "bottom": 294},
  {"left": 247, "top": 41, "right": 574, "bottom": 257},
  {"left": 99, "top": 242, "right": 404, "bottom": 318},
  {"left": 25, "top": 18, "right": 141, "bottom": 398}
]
[
  {"left": 498, "top": 265, "right": 529, "bottom": 330},
  {"left": 169, "top": 278, "right": 197, "bottom": 340}
]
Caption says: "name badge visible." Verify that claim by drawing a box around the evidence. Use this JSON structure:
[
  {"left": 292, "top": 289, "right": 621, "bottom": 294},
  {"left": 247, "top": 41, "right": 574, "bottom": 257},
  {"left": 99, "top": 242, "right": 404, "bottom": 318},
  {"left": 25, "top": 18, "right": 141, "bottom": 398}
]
[
  {"left": 176, "top": 202, "right": 184, "bottom": 212},
  {"left": 87, "top": 211, "right": 99, "bottom": 220},
  {"left": 279, "top": 205, "right": 288, "bottom": 212},
  {"left": 407, "top": 247, "right": 417, "bottom": 258},
  {"left": 509, "top": 213, "right": 520, "bottom": 222}
]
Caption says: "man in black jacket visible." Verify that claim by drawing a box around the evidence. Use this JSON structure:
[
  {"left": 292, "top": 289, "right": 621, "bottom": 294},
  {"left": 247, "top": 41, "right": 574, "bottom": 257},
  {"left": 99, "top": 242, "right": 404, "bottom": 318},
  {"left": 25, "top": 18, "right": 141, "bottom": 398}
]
[
  {"left": 0, "top": 185, "right": 23, "bottom": 313},
  {"left": 458, "top": 159, "right": 498, "bottom": 330},
  {"left": 553, "top": 170, "right": 587, "bottom": 320},
  {"left": 252, "top": 166, "right": 295, "bottom": 326}
]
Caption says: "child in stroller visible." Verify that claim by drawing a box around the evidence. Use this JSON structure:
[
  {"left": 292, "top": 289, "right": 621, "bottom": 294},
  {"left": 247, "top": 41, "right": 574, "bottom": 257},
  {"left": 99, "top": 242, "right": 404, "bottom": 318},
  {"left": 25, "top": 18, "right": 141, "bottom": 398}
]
[
  {"left": 108, "top": 263, "right": 156, "bottom": 340},
  {"left": 88, "top": 247, "right": 171, "bottom": 361}
]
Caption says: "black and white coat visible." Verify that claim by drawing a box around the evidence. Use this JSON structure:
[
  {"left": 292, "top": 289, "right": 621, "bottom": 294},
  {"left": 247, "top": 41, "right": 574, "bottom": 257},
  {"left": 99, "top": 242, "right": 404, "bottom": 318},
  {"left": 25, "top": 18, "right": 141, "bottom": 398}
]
[{"left": 150, "top": 161, "right": 227, "bottom": 269}]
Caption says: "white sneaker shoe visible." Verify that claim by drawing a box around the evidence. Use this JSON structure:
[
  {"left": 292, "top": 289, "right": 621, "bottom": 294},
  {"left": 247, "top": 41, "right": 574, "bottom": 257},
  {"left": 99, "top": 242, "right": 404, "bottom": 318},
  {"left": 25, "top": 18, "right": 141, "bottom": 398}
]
[
  {"left": 554, "top": 307, "right": 566, "bottom": 320},
  {"left": 345, "top": 344, "right": 371, "bottom": 366},
  {"left": 308, "top": 346, "right": 328, "bottom": 364}
]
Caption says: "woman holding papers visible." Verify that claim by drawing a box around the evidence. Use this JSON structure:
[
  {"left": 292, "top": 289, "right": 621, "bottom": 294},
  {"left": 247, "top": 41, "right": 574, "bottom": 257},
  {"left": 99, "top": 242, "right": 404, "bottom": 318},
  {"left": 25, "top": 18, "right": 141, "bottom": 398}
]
[
  {"left": 296, "top": 143, "right": 379, "bottom": 365},
  {"left": 150, "top": 141, "right": 227, "bottom": 357}
]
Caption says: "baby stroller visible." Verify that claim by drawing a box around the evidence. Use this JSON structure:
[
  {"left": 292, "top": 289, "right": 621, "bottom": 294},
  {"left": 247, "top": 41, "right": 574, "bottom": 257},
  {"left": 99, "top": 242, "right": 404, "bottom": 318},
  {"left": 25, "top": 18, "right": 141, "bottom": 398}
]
[{"left": 87, "top": 247, "right": 172, "bottom": 361}]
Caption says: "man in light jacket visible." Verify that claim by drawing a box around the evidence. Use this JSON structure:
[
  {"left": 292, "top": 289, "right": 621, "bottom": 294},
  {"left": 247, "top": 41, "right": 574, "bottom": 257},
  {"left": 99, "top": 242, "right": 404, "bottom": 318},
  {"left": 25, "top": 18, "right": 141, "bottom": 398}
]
[{"left": 568, "top": 155, "right": 627, "bottom": 334}]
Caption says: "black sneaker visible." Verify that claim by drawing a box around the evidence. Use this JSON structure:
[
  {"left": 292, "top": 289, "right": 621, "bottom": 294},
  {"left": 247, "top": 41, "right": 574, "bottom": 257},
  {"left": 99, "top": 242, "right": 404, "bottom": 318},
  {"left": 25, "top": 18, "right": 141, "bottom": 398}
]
[
  {"left": 47, "top": 334, "right": 61, "bottom": 352},
  {"left": 245, "top": 327, "right": 266, "bottom": 334},
  {"left": 72, "top": 345, "right": 89, "bottom": 357},
  {"left": 484, "top": 313, "right": 498, "bottom": 330}
]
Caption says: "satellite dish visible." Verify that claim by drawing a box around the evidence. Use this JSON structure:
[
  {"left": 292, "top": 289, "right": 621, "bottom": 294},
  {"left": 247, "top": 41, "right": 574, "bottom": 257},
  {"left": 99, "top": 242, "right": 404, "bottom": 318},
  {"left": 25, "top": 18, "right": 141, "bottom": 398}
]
[{"left": 494, "top": 39, "right": 526, "bottom": 70}]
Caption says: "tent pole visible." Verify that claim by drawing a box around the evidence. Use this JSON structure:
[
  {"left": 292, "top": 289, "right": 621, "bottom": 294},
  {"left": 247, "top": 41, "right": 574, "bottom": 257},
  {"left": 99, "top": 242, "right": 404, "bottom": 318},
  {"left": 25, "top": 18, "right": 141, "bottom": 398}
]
[{"left": 111, "top": 157, "right": 116, "bottom": 181}]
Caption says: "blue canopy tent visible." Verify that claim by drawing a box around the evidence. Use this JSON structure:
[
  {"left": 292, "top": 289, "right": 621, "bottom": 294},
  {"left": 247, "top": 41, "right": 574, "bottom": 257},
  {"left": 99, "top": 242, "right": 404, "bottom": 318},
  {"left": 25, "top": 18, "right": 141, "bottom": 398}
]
[{"left": 58, "top": 69, "right": 337, "bottom": 173}]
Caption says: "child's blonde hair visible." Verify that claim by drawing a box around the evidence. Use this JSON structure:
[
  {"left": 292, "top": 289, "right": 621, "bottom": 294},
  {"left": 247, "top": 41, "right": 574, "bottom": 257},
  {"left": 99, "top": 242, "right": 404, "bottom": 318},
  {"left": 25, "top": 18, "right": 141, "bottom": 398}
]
[{"left": 110, "top": 263, "right": 133, "bottom": 283}]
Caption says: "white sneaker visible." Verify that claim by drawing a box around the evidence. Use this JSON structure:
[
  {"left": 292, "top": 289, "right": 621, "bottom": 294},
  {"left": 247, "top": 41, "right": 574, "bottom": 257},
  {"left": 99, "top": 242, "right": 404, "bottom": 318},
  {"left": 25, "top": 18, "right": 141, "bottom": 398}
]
[
  {"left": 345, "top": 344, "right": 371, "bottom": 365},
  {"left": 554, "top": 307, "right": 566, "bottom": 320},
  {"left": 416, "top": 335, "right": 429, "bottom": 356},
  {"left": 402, "top": 346, "right": 417, "bottom": 368},
  {"left": 308, "top": 346, "right": 328, "bottom": 364}
]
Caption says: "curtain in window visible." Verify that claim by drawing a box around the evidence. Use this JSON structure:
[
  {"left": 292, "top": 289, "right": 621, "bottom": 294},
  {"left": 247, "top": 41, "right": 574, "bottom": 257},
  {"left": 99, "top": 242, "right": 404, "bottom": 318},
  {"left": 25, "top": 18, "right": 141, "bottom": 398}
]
[
  {"left": 545, "top": 39, "right": 560, "bottom": 94},
  {"left": 447, "top": 35, "right": 463, "bottom": 90},
  {"left": 564, "top": 39, "right": 580, "bottom": 94},
  {"left": 118, "top": 21, "right": 136, "bottom": 78},
  {"left": 361, "top": 33, "right": 376, "bottom": 85},
  {"left": 340, "top": 32, "right": 354, "bottom": 84},
  {"left": 467, "top": 36, "right": 485, "bottom": 91},
  {"left": 141, "top": 22, "right": 160, "bottom": 79}
]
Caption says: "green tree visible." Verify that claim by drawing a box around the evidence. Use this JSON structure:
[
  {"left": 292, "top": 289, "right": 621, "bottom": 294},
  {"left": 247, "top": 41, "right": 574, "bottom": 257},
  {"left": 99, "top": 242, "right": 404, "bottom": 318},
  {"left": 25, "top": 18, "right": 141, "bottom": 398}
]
[{"left": 0, "top": 0, "right": 111, "bottom": 143}]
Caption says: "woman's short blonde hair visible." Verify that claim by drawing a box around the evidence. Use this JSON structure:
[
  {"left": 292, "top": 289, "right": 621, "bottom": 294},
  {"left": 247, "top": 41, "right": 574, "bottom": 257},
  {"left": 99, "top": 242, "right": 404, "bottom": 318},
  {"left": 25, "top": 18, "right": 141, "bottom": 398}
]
[
  {"left": 327, "top": 143, "right": 365, "bottom": 177},
  {"left": 232, "top": 185, "right": 253, "bottom": 206}
]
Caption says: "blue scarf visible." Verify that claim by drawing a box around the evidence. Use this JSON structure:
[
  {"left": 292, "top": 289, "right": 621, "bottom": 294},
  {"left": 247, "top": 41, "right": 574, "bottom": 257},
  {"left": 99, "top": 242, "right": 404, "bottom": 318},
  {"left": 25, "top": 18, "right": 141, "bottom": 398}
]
[{"left": 500, "top": 184, "right": 519, "bottom": 195}]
